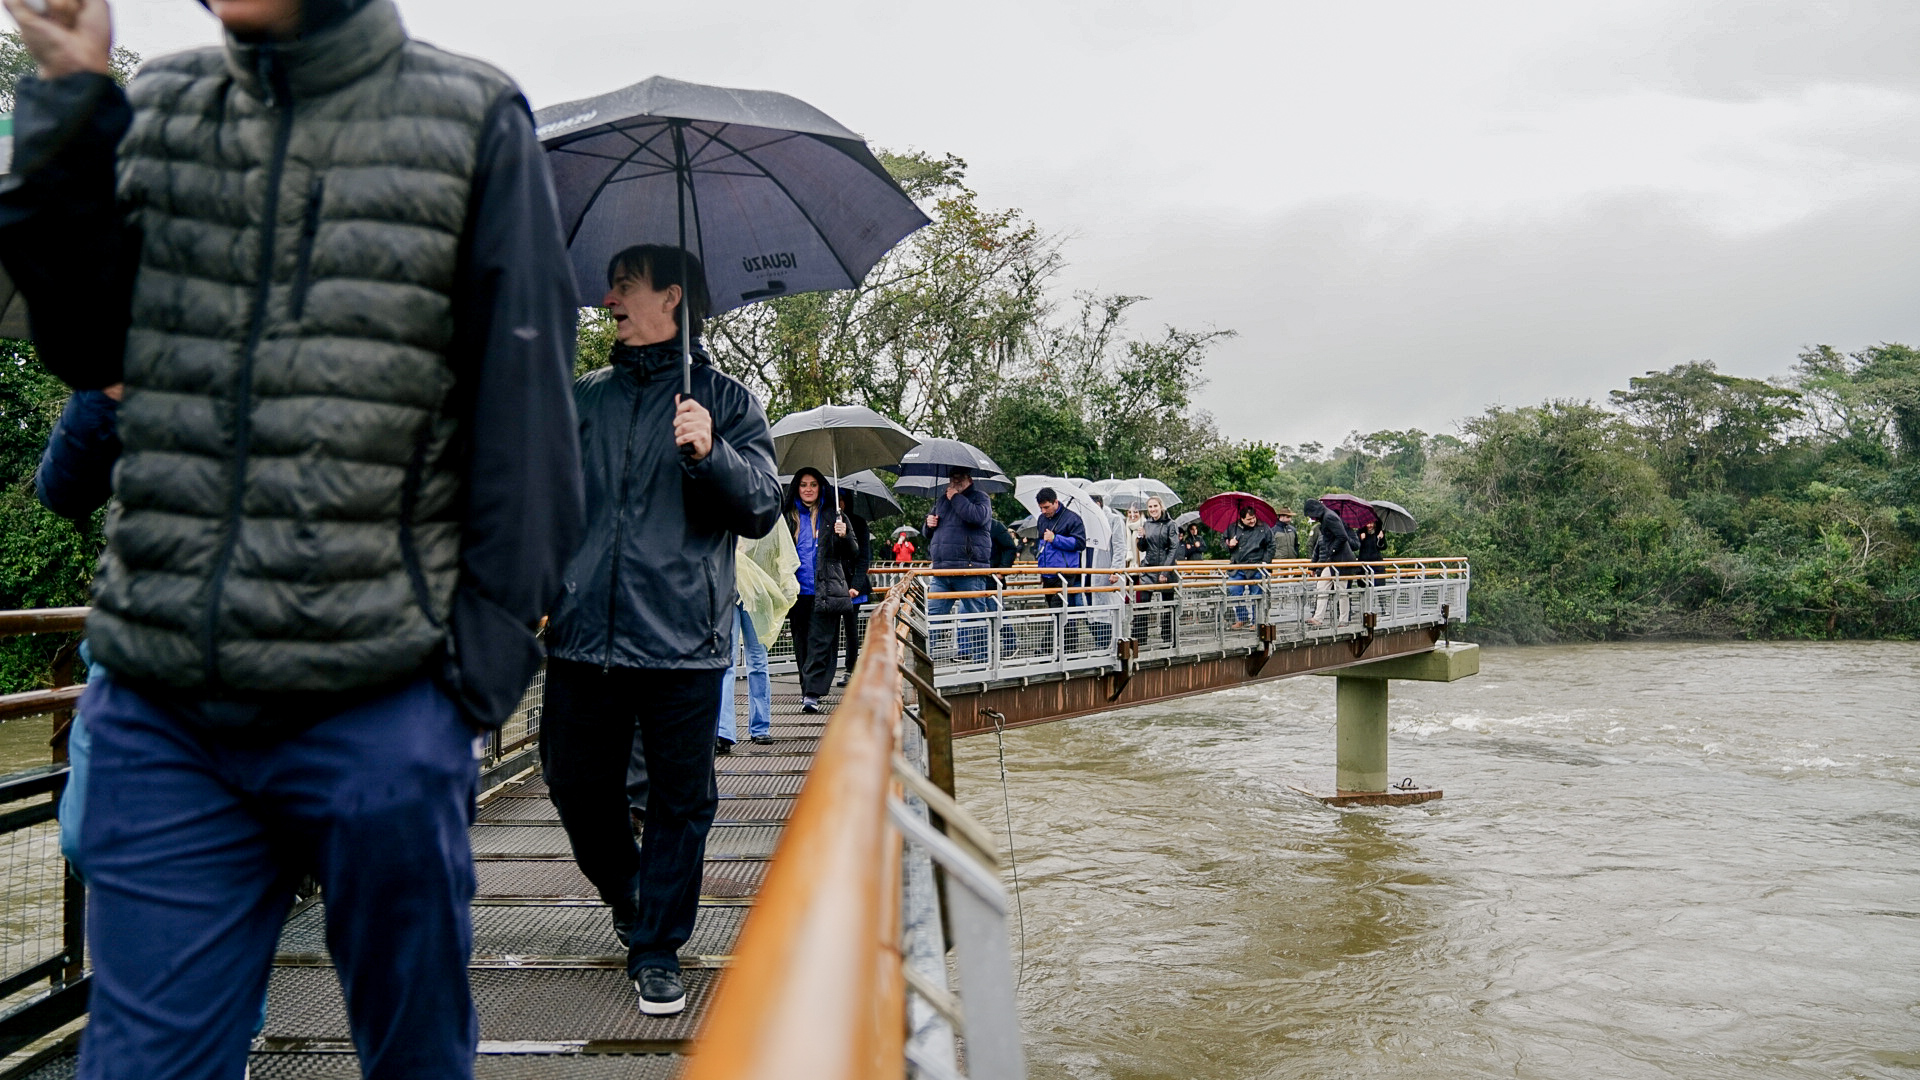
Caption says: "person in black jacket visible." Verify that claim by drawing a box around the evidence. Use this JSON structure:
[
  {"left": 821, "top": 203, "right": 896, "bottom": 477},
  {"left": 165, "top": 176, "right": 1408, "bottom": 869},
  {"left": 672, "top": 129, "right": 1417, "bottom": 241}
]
[
  {"left": 1134, "top": 496, "right": 1179, "bottom": 642},
  {"left": 925, "top": 467, "right": 993, "bottom": 659},
  {"left": 1181, "top": 522, "right": 1207, "bottom": 561},
  {"left": 1303, "top": 498, "right": 1359, "bottom": 626},
  {"left": 831, "top": 499, "right": 872, "bottom": 690},
  {"left": 543, "top": 245, "right": 781, "bottom": 1017},
  {"left": 0, "top": 0, "right": 585, "bottom": 1066},
  {"left": 1225, "top": 506, "right": 1275, "bottom": 628}
]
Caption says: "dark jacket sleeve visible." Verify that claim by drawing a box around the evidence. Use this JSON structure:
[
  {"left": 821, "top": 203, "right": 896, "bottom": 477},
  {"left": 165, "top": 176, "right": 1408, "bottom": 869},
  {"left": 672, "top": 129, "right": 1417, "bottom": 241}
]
[
  {"left": 682, "top": 379, "right": 782, "bottom": 540},
  {"left": 440, "top": 90, "right": 586, "bottom": 727},
  {"left": 950, "top": 487, "right": 991, "bottom": 528},
  {"left": 34, "top": 390, "right": 121, "bottom": 520},
  {"left": 0, "top": 73, "right": 137, "bottom": 391}
]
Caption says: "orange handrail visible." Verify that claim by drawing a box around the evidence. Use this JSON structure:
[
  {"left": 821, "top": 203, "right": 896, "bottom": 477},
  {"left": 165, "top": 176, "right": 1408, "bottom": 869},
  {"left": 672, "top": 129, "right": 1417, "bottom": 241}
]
[{"left": 682, "top": 577, "right": 914, "bottom": 1080}]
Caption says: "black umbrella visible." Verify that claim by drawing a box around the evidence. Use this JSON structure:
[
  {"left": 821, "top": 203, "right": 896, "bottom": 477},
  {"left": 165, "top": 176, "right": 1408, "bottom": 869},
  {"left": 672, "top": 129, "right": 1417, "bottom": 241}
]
[
  {"left": 893, "top": 438, "right": 1007, "bottom": 482},
  {"left": 536, "top": 77, "right": 931, "bottom": 395},
  {"left": 891, "top": 471, "right": 1014, "bottom": 498},
  {"left": 779, "top": 469, "right": 901, "bottom": 522}
]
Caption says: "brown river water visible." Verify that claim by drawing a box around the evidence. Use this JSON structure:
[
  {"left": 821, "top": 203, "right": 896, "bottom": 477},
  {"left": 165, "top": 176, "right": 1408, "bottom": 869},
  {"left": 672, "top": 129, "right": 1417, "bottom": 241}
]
[{"left": 955, "top": 642, "right": 1920, "bottom": 1080}]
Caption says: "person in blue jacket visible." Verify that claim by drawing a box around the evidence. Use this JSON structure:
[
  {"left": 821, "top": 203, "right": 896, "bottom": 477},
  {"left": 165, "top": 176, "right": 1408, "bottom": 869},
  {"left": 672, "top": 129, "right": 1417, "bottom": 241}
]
[
  {"left": 1034, "top": 487, "right": 1088, "bottom": 609},
  {"left": 924, "top": 467, "right": 993, "bottom": 659}
]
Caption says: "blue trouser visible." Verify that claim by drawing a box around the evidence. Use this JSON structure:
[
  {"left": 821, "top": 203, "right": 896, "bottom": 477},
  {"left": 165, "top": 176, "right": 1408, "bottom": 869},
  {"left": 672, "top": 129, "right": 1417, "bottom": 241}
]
[
  {"left": 717, "top": 606, "right": 771, "bottom": 743},
  {"left": 75, "top": 674, "right": 481, "bottom": 1080},
  {"left": 1228, "top": 568, "right": 1263, "bottom": 624},
  {"left": 927, "top": 574, "right": 988, "bottom": 658}
]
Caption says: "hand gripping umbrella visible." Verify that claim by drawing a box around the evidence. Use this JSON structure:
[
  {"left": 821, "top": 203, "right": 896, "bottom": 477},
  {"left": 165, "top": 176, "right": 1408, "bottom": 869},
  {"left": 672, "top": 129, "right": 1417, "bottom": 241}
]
[
  {"left": 1196, "top": 491, "right": 1278, "bottom": 533},
  {"left": 769, "top": 404, "right": 918, "bottom": 521},
  {"left": 536, "top": 77, "right": 932, "bottom": 397}
]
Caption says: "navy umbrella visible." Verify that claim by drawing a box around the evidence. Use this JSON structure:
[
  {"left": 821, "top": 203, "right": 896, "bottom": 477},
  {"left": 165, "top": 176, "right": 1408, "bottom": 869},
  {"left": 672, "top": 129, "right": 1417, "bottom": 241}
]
[
  {"left": 892, "top": 471, "right": 1014, "bottom": 498},
  {"left": 536, "top": 77, "right": 931, "bottom": 395},
  {"left": 890, "top": 438, "right": 1012, "bottom": 494}
]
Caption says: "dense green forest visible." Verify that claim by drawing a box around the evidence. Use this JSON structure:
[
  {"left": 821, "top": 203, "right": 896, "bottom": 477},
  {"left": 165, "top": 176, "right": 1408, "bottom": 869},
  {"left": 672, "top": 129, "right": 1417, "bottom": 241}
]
[{"left": 3, "top": 126, "right": 1916, "bottom": 690}]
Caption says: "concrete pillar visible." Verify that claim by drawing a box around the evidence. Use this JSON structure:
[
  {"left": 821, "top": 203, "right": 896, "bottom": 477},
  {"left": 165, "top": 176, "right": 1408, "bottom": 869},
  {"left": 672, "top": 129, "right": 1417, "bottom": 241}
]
[{"left": 1335, "top": 676, "right": 1389, "bottom": 793}]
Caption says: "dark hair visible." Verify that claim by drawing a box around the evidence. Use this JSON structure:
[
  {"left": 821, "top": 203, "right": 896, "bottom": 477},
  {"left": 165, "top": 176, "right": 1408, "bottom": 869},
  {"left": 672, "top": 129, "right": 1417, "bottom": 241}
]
[
  {"left": 1036, "top": 486, "right": 1058, "bottom": 505},
  {"left": 606, "top": 244, "right": 712, "bottom": 340}
]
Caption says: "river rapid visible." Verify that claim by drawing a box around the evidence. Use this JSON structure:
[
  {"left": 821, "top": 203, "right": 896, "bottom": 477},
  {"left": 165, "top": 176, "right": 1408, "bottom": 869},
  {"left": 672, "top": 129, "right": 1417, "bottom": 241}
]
[{"left": 954, "top": 642, "right": 1920, "bottom": 1079}]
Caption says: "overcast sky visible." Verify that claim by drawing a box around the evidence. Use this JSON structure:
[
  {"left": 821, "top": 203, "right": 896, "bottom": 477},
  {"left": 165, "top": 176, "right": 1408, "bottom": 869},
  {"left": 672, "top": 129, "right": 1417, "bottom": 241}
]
[{"left": 100, "top": 0, "right": 1920, "bottom": 448}]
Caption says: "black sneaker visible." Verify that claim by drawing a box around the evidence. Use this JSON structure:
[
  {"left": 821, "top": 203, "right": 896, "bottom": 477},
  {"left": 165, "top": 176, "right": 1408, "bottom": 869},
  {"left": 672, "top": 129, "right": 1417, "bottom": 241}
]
[
  {"left": 835, "top": 673, "right": 850, "bottom": 688},
  {"left": 715, "top": 737, "right": 733, "bottom": 755},
  {"left": 800, "top": 697, "right": 820, "bottom": 714},
  {"left": 635, "top": 966, "right": 686, "bottom": 1016},
  {"left": 750, "top": 734, "right": 774, "bottom": 745}
]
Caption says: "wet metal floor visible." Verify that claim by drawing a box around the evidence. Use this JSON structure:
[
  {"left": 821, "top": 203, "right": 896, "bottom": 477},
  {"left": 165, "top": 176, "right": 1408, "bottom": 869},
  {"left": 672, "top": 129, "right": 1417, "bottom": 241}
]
[{"left": 16, "top": 679, "right": 832, "bottom": 1078}]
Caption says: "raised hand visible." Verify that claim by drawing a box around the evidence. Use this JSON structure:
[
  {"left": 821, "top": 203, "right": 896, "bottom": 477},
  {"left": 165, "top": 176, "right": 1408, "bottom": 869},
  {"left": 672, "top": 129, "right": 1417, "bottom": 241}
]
[{"left": 4, "top": 0, "right": 113, "bottom": 80}]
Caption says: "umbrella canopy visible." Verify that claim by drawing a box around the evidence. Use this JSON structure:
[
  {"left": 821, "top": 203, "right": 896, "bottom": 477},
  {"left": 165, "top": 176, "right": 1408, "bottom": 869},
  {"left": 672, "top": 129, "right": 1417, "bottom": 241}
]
[
  {"left": 539, "top": 77, "right": 929, "bottom": 314},
  {"left": 891, "top": 471, "right": 1014, "bottom": 498},
  {"left": 1173, "top": 510, "right": 1200, "bottom": 531},
  {"left": 892, "top": 525, "right": 921, "bottom": 539},
  {"left": 1319, "top": 494, "right": 1379, "bottom": 530},
  {"left": 780, "top": 468, "right": 900, "bottom": 521},
  {"left": 893, "top": 438, "right": 1008, "bottom": 483},
  {"left": 1197, "top": 491, "right": 1279, "bottom": 532},
  {"left": 1012, "top": 476, "right": 1112, "bottom": 555},
  {"left": 1136, "top": 477, "right": 1181, "bottom": 509},
  {"left": 537, "top": 77, "right": 930, "bottom": 393},
  {"left": 1098, "top": 479, "right": 1152, "bottom": 511},
  {"left": 769, "top": 404, "right": 918, "bottom": 478},
  {"left": 1369, "top": 499, "right": 1418, "bottom": 534},
  {"left": 1011, "top": 514, "right": 1039, "bottom": 540}
]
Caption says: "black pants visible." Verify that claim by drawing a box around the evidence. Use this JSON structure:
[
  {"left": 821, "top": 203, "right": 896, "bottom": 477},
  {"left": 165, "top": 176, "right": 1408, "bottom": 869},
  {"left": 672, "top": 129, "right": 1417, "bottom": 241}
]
[
  {"left": 802, "top": 603, "right": 843, "bottom": 697},
  {"left": 541, "top": 658, "right": 723, "bottom": 975},
  {"left": 788, "top": 595, "right": 816, "bottom": 685}
]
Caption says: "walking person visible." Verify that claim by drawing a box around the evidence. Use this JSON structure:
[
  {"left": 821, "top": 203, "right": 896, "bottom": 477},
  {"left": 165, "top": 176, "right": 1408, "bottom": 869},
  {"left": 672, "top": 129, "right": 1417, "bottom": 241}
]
[
  {"left": 1135, "top": 496, "right": 1179, "bottom": 643},
  {"left": 1225, "top": 506, "right": 1275, "bottom": 629},
  {"left": 1303, "top": 498, "right": 1359, "bottom": 627},
  {"left": 1181, "top": 522, "right": 1208, "bottom": 561},
  {"left": 717, "top": 524, "right": 800, "bottom": 751},
  {"left": 543, "top": 244, "right": 781, "bottom": 1018},
  {"left": 0, "top": 0, "right": 585, "bottom": 1070},
  {"left": 1272, "top": 506, "right": 1300, "bottom": 560},
  {"left": 924, "top": 467, "right": 993, "bottom": 660},
  {"left": 1034, "top": 488, "right": 1089, "bottom": 647},
  {"left": 786, "top": 469, "right": 860, "bottom": 712},
  {"left": 786, "top": 469, "right": 829, "bottom": 690},
  {"left": 832, "top": 499, "right": 872, "bottom": 689}
]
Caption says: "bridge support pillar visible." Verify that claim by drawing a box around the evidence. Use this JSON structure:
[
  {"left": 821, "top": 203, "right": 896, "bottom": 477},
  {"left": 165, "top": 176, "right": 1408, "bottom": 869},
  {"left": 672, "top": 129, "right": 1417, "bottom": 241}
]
[
  {"left": 1303, "top": 643, "right": 1480, "bottom": 807},
  {"left": 1335, "top": 677, "right": 1389, "bottom": 794}
]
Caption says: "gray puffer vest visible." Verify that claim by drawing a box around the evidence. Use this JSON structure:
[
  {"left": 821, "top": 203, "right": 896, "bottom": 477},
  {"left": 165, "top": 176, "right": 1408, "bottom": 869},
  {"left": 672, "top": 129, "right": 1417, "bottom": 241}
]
[{"left": 88, "top": 0, "right": 518, "bottom": 701}]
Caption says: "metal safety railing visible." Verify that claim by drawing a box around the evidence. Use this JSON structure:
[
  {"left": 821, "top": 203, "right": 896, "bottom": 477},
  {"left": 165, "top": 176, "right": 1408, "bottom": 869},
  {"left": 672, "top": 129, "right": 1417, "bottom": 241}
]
[
  {"left": 687, "top": 569, "right": 1027, "bottom": 1080},
  {"left": 0, "top": 610, "right": 91, "bottom": 1060},
  {"left": 907, "top": 558, "right": 1469, "bottom": 688}
]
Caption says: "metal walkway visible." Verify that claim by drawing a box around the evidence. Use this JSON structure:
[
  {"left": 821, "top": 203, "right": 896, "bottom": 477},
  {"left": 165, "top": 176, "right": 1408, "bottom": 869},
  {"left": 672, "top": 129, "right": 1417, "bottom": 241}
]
[{"left": 4, "top": 681, "right": 839, "bottom": 1079}]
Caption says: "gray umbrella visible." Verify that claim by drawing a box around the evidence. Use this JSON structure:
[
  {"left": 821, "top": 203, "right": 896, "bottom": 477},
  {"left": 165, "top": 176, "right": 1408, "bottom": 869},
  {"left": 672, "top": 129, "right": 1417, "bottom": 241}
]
[
  {"left": 891, "top": 471, "right": 1013, "bottom": 498},
  {"left": 893, "top": 438, "right": 1007, "bottom": 482},
  {"left": 536, "top": 77, "right": 931, "bottom": 396},
  {"left": 1174, "top": 510, "right": 1201, "bottom": 530},
  {"left": 1369, "top": 499, "right": 1419, "bottom": 534},
  {"left": 769, "top": 405, "right": 918, "bottom": 513}
]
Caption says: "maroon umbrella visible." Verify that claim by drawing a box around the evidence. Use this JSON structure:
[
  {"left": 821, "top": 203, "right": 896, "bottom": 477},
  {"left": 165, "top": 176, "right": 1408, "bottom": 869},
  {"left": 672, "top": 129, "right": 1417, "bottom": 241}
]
[
  {"left": 1197, "top": 491, "right": 1278, "bottom": 532},
  {"left": 1320, "top": 494, "right": 1378, "bottom": 530}
]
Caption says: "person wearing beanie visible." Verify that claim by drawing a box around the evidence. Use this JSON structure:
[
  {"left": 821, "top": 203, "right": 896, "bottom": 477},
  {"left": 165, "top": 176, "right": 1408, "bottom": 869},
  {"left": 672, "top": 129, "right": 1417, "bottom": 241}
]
[
  {"left": 0, "top": 0, "right": 585, "bottom": 1069},
  {"left": 1303, "top": 499, "right": 1359, "bottom": 625}
]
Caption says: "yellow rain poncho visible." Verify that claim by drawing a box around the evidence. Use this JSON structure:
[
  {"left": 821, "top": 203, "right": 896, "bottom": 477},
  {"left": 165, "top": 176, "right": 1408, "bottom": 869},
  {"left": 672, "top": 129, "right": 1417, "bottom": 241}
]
[{"left": 735, "top": 525, "right": 801, "bottom": 642}]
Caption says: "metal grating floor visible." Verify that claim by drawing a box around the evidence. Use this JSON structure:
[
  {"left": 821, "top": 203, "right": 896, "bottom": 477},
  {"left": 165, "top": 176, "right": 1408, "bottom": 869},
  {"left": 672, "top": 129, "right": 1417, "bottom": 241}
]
[{"left": 247, "top": 676, "right": 835, "bottom": 1075}]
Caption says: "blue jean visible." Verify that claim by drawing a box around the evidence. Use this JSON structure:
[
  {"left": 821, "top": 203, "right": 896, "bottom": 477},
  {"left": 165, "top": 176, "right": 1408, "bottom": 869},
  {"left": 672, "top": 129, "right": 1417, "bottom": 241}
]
[
  {"left": 1228, "top": 568, "right": 1264, "bottom": 625},
  {"left": 75, "top": 673, "right": 480, "bottom": 1080},
  {"left": 927, "top": 574, "right": 988, "bottom": 658},
  {"left": 717, "top": 606, "right": 770, "bottom": 743}
]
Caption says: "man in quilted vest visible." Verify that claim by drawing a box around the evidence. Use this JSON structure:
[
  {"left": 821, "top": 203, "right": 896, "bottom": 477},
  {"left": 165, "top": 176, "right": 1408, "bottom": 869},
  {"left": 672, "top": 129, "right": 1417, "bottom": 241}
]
[{"left": 0, "top": 0, "right": 584, "bottom": 1075}]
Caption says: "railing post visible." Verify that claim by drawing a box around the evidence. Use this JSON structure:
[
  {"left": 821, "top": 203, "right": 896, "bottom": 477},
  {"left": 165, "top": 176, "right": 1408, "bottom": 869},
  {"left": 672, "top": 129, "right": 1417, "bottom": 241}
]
[
  {"left": 906, "top": 584, "right": 956, "bottom": 799},
  {"left": 48, "top": 641, "right": 85, "bottom": 988}
]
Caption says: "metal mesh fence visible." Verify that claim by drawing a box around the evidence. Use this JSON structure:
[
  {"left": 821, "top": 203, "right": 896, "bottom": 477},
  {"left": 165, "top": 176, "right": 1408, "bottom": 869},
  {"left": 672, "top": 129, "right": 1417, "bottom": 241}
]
[{"left": 0, "top": 808, "right": 67, "bottom": 993}]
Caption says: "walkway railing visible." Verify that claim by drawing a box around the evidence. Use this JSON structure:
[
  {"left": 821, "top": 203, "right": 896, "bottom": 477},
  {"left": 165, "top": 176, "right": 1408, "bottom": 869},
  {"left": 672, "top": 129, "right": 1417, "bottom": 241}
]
[
  {"left": 686, "top": 568, "right": 1025, "bottom": 1080},
  {"left": 0, "top": 610, "right": 90, "bottom": 1061}
]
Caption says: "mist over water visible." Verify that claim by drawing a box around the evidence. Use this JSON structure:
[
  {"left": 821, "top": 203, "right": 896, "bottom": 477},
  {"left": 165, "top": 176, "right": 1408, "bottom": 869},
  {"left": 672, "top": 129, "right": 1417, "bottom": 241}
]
[{"left": 955, "top": 642, "right": 1920, "bottom": 1079}]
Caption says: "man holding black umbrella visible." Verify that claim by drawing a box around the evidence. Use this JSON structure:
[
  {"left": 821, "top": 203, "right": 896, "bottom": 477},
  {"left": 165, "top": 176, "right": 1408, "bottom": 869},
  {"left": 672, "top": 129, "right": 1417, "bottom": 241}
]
[
  {"left": 543, "top": 244, "right": 781, "bottom": 1018},
  {"left": 925, "top": 466, "right": 994, "bottom": 658}
]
